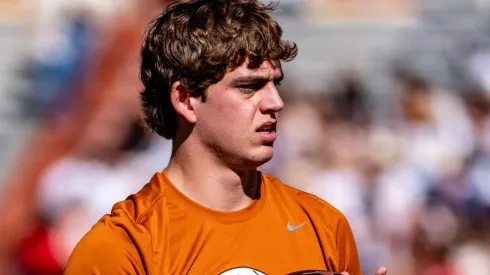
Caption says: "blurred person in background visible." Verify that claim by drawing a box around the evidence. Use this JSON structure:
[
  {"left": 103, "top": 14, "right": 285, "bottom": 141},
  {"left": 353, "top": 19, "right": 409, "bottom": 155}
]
[
  {"left": 16, "top": 118, "right": 158, "bottom": 275},
  {"left": 307, "top": 71, "right": 382, "bottom": 274},
  {"left": 0, "top": 0, "right": 170, "bottom": 274},
  {"left": 24, "top": 0, "right": 135, "bottom": 118},
  {"left": 410, "top": 194, "right": 460, "bottom": 275},
  {"left": 464, "top": 90, "right": 490, "bottom": 222},
  {"left": 463, "top": 90, "right": 490, "bottom": 156},
  {"left": 367, "top": 69, "right": 482, "bottom": 275},
  {"left": 308, "top": 71, "right": 374, "bottom": 242},
  {"left": 391, "top": 69, "right": 474, "bottom": 179}
]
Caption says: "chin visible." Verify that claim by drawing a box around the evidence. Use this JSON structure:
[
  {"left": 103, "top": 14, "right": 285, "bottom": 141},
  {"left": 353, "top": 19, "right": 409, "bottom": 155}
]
[
  {"left": 247, "top": 146, "right": 274, "bottom": 167},
  {"left": 229, "top": 145, "right": 274, "bottom": 171}
]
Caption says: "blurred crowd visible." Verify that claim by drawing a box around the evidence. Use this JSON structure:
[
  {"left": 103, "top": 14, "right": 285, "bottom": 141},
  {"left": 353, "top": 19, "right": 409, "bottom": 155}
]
[{"left": 1, "top": 0, "right": 490, "bottom": 275}]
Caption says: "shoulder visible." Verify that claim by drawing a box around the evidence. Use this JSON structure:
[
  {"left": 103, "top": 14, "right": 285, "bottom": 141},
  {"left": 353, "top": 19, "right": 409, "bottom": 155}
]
[
  {"left": 65, "top": 172, "right": 168, "bottom": 274},
  {"left": 111, "top": 172, "right": 168, "bottom": 226},
  {"left": 264, "top": 173, "right": 349, "bottom": 228},
  {"left": 99, "top": 172, "right": 169, "bottom": 244}
]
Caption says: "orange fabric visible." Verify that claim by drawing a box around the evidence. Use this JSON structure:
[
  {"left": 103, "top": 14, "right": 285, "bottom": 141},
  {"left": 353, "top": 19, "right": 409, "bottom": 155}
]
[{"left": 65, "top": 171, "right": 361, "bottom": 275}]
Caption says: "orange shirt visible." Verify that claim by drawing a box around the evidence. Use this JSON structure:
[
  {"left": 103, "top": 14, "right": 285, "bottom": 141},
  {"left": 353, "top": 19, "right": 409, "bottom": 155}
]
[{"left": 64, "top": 171, "right": 361, "bottom": 275}]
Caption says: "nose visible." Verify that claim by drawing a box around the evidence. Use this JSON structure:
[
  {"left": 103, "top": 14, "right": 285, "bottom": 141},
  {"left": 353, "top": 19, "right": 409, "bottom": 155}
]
[{"left": 259, "top": 83, "right": 284, "bottom": 114}]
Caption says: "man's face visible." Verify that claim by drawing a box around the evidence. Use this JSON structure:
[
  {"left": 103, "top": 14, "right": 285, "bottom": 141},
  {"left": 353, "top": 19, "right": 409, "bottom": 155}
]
[{"left": 193, "top": 60, "right": 284, "bottom": 171}]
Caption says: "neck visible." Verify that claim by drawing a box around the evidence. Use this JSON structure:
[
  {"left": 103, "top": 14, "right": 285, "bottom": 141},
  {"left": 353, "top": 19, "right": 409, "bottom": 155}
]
[{"left": 164, "top": 139, "right": 259, "bottom": 212}]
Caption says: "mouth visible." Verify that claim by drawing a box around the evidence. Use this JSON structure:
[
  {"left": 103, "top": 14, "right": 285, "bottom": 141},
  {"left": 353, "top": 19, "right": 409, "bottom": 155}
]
[
  {"left": 256, "top": 121, "right": 277, "bottom": 143},
  {"left": 256, "top": 121, "right": 277, "bottom": 133}
]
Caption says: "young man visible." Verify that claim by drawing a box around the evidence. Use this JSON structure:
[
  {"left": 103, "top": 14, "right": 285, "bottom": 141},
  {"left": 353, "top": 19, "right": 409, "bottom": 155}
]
[{"left": 65, "top": 1, "right": 388, "bottom": 274}]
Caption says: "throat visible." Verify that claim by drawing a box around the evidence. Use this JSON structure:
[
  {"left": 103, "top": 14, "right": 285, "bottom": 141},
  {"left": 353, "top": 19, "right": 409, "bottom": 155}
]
[{"left": 165, "top": 161, "right": 261, "bottom": 212}]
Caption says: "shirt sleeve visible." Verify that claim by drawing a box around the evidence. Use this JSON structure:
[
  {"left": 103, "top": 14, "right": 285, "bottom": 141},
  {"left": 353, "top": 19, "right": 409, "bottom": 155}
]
[
  {"left": 336, "top": 214, "right": 362, "bottom": 275},
  {"left": 64, "top": 208, "right": 152, "bottom": 275}
]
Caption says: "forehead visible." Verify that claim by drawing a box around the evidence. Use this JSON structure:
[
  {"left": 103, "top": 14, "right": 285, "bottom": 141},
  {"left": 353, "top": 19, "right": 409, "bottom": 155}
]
[{"left": 225, "top": 60, "right": 282, "bottom": 80}]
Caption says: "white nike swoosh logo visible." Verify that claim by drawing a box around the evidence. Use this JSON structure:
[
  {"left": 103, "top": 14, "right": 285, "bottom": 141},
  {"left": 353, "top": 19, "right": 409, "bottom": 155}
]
[{"left": 287, "top": 222, "right": 306, "bottom": 231}]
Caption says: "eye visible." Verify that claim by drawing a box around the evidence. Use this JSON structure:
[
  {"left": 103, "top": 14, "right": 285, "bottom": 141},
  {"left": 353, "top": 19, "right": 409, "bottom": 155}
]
[{"left": 236, "top": 83, "right": 263, "bottom": 93}]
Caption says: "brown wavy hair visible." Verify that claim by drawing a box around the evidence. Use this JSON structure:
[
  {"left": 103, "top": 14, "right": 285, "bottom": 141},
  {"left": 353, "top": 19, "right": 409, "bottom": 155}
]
[{"left": 140, "top": 0, "right": 298, "bottom": 139}]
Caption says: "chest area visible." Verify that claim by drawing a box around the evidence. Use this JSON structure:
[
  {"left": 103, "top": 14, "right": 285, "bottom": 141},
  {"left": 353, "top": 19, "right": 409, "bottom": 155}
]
[{"left": 162, "top": 213, "right": 337, "bottom": 275}]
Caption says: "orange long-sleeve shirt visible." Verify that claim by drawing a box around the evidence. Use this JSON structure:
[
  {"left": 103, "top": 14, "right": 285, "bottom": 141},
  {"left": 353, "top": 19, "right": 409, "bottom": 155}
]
[{"left": 64, "top": 171, "right": 361, "bottom": 275}]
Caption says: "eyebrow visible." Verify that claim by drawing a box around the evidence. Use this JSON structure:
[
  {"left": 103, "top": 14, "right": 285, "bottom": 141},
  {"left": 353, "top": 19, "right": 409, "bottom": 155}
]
[{"left": 232, "top": 72, "right": 284, "bottom": 85}]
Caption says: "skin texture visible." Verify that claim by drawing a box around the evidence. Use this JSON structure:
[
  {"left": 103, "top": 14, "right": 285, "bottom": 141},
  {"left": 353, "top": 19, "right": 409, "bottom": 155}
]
[{"left": 191, "top": 60, "right": 284, "bottom": 171}]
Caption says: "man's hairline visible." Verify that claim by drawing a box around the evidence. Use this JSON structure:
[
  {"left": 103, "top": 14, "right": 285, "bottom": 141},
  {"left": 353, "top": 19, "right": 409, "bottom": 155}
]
[
  {"left": 172, "top": 59, "right": 285, "bottom": 91},
  {"left": 224, "top": 59, "right": 284, "bottom": 82}
]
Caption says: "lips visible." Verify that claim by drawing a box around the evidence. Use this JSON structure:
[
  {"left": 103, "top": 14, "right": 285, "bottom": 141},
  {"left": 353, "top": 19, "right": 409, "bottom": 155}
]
[
  {"left": 256, "top": 121, "right": 277, "bottom": 143},
  {"left": 256, "top": 121, "right": 277, "bottom": 133}
]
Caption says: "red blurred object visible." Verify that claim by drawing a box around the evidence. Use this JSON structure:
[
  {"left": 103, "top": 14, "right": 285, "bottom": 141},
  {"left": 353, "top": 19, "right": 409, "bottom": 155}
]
[
  {"left": 420, "top": 260, "right": 458, "bottom": 275},
  {"left": 16, "top": 225, "right": 63, "bottom": 275}
]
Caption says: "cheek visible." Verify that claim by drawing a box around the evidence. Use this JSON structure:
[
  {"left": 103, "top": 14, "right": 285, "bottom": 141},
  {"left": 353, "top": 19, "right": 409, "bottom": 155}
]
[
  {"left": 213, "top": 98, "right": 258, "bottom": 128},
  {"left": 197, "top": 101, "right": 242, "bottom": 140},
  {"left": 221, "top": 104, "right": 253, "bottom": 138},
  {"left": 233, "top": 101, "right": 261, "bottom": 135},
  {"left": 197, "top": 91, "right": 260, "bottom": 142}
]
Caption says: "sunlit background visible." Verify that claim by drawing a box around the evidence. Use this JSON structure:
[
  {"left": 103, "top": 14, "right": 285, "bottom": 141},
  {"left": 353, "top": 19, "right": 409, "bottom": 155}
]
[{"left": 1, "top": 0, "right": 490, "bottom": 274}]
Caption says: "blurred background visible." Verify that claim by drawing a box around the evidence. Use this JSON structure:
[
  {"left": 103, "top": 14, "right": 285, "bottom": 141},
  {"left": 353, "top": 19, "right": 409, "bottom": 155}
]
[{"left": 1, "top": 0, "right": 490, "bottom": 274}]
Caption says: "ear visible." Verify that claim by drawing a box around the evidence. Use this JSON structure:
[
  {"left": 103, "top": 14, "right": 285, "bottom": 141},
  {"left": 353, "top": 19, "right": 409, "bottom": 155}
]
[{"left": 170, "top": 81, "right": 198, "bottom": 124}]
